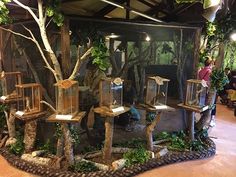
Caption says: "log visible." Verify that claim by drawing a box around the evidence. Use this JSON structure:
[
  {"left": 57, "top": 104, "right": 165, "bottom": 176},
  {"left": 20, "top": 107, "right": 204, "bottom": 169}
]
[
  {"left": 5, "top": 137, "right": 17, "bottom": 147},
  {"left": 146, "top": 113, "right": 161, "bottom": 151},
  {"left": 112, "top": 147, "right": 132, "bottom": 154},
  {"left": 0, "top": 135, "right": 8, "bottom": 148},
  {"left": 81, "top": 159, "right": 109, "bottom": 171},
  {"left": 24, "top": 120, "right": 37, "bottom": 153},
  {"left": 112, "top": 158, "right": 126, "bottom": 170},
  {"left": 103, "top": 117, "right": 114, "bottom": 160},
  {"left": 155, "top": 147, "right": 168, "bottom": 158},
  {"left": 153, "top": 139, "right": 170, "bottom": 145},
  {"left": 32, "top": 150, "right": 46, "bottom": 157},
  {"left": 21, "top": 153, "right": 52, "bottom": 166}
]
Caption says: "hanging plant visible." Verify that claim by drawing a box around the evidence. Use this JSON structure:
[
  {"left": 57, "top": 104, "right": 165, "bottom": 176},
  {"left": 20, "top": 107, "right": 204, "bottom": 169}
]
[{"left": 91, "top": 37, "right": 110, "bottom": 71}]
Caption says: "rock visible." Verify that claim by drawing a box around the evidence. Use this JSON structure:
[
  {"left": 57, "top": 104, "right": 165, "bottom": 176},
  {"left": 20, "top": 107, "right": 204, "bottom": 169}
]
[
  {"left": 155, "top": 147, "right": 168, "bottom": 158},
  {"left": 112, "top": 158, "right": 127, "bottom": 170}
]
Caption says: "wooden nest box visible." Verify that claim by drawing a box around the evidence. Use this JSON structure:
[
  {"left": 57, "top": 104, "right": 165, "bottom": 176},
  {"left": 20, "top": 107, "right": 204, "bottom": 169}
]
[
  {"left": 54, "top": 80, "right": 79, "bottom": 119},
  {"left": 145, "top": 76, "right": 170, "bottom": 108},
  {"left": 184, "top": 79, "right": 208, "bottom": 111},
  {"left": 99, "top": 77, "right": 124, "bottom": 112},
  {"left": 0, "top": 71, "right": 22, "bottom": 102},
  {"left": 15, "top": 83, "right": 42, "bottom": 116}
]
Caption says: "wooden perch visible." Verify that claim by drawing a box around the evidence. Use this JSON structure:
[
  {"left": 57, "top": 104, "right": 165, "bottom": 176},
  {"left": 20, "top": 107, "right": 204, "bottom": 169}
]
[
  {"left": 21, "top": 154, "right": 52, "bottom": 166},
  {"left": 32, "top": 150, "right": 46, "bottom": 157}
]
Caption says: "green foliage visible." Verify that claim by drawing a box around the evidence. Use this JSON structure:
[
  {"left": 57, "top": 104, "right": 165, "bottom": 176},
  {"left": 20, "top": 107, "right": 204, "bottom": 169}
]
[
  {"left": 114, "top": 138, "right": 146, "bottom": 149},
  {"left": 0, "top": 0, "right": 11, "bottom": 24},
  {"left": 9, "top": 135, "right": 24, "bottom": 156},
  {"left": 45, "top": 0, "right": 64, "bottom": 26},
  {"left": 69, "top": 126, "right": 80, "bottom": 146},
  {"left": 210, "top": 69, "right": 229, "bottom": 91},
  {"left": 69, "top": 161, "right": 99, "bottom": 172},
  {"left": 91, "top": 38, "right": 110, "bottom": 71},
  {"left": 123, "top": 147, "right": 150, "bottom": 167},
  {"left": 38, "top": 139, "right": 56, "bottom": 155},
  {"left": 154, "top": 131, "right": 206, "bottom": 151},
  {"left": 54, "top": 123, "right": 62, "bottom": 138},
  {"left": 206, "top": 22, "right": 216, "bottom": 37},
  {"left": 146, "top": 112, "right": 156, "bottom": 124},
  {"left": 81, "top": 144, "right": 103, "bottom": 154}
]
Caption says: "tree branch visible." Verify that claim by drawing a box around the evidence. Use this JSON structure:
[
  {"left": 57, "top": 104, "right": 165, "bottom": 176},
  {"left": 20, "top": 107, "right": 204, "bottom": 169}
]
[
  {"left": 68, "top": 47, "right": 93, "bottom": 80},
  {"left": 12, "top": 0, "right": 39, "bottom": 24},
  {"left": 40, "top": 101, "right": 56, "bottom": 113},
  {"left": 0, "top": 26, "right": 33, "bottom": 41},
  {"left": 22, "top": 25, "right": 57, "bottom": 77}
]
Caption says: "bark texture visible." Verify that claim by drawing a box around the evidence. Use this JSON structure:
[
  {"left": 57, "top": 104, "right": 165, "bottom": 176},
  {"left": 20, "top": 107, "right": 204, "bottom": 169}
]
[
  {"left": 24, "top": 120, "right": 37, "bottom": 153},
  {"left": 103, "top": 117, "right": 114, "bottom": 160},
  {"left": 146, "top": 113, "right": 161, "bottom": 151}
]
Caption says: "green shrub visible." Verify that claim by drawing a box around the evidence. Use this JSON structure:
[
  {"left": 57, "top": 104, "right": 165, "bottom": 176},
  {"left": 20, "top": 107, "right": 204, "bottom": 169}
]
[
  {"left": 9, "top": 135, "right": 24, "bottom": 156},
  {"left": 69, "top": 161, "right": 99, "bottom": 172},
  {"left": 123, "top": 147, "right": 150, "bottom": 167}
]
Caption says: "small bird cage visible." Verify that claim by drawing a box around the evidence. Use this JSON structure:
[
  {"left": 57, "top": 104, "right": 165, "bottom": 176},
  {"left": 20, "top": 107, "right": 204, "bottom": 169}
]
[
  {"left": 15, "top": 83, "right": 42, "bottom": 116},
  {"left": 145, "top": 76, "right": 170, "bottom": 108},
  {"left": 55, "top": 80, "right": 78, "bottom": 119},
  {"left": 185, "top": 79, "right": 208, "bottom": 109},
  {"left": 99, "top": 78, "right": 123, "bottom": 112},
  {"left": 0, "top": 71, "right": 22, "bottom": 101}
]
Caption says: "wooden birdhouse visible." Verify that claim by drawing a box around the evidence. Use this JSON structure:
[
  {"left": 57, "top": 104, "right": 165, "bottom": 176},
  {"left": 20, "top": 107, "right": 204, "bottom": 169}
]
[
  {"left": 184, "top": 79, "right": 208, "bottom": 111},
  {"left": 99, "top": 77, "right": 124, "bottom": 112},
  {"left": 55, "top": 80, "right": 78, "bottom": 119},
  {"left": 15, "top": 83, "right": 42, "bottom": 116},
  {"left": 0, "top": 71, "right": 22, "bottom": 102},
  {"left": 145, "top": 76, "right": 170, "bottom": 108}
]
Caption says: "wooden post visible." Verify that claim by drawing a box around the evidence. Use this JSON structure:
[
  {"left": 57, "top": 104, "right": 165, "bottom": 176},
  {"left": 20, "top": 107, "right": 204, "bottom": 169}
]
[
  {"left": 24, "top": 120, "right": 37, "bottom": 153},
  {"left": 61, "top": 18, "right": 71, "bottom": 78},
  {"left": 187, "top": 110, "right": 195, "bottom": 141},
  {"left": 4, "top": 104, "right": 16, "bottom": 139},
  {"left": 62, "top": 123, "right": 74, "bottom": 165},
  {"left": 103, "top": 117, "right": 114, "bottom": 160},
  {"left": 146, "top": 113, "right": 161, "bottom": 151}
]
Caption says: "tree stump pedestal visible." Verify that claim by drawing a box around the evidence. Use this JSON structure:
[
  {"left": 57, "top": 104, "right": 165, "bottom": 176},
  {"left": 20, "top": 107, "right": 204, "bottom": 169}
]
[
  {"left": 142, "top": 105, "right": 175, "bottom": 151},
  {"left": 46, "top": 111, "right": 86, "bottom": 165},
  {"left": 94, "top": 106, "right": 130, "bottom": 160},
  {"left": 178, "top": 103, "right": 209, "bottom": 141},
  {"left": 14, "top": 111, "right": 47, "bottom": 152}
]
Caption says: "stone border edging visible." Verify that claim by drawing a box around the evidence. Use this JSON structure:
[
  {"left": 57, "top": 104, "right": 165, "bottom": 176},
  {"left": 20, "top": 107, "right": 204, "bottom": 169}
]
[{"left": 0, "top": 138, "right": 215, "bottom": 177}]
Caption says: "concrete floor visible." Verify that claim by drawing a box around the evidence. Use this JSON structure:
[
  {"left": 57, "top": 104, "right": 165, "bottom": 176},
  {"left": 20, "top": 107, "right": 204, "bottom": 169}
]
[{"left": 0, "top": 103, "right": 235, "bottom": 177}]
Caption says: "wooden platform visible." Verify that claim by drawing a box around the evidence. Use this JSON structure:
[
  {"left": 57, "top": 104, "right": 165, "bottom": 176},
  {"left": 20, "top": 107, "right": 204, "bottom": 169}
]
[
  {"left": 136, "top": 103, "right": 175, "bottom": 112},
  {"left": 0, "top": 97, "right": 22, "bottom": 104},
  {"left": 46, "top": 111, "right": 86, "bottom": 123},
  {"left": 178, "top": 103, "right": 209, "bottom": 113},
  {"left": 94, "top": 106, "right": 130, "bottom": 117},
  {"left": 14, "top": 111, "right": 47, "bottom": 121}
]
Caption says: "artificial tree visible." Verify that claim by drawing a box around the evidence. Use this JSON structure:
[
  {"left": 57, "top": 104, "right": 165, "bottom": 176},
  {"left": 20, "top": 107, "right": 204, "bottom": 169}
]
[{"left": 0, "top": 0, "right": 93, "bottom": 166}]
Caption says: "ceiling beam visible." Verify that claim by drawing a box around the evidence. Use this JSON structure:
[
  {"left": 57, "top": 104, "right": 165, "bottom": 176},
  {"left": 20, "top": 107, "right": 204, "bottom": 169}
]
[
  {"left": 94, "top": 0, "right": 127, "bottom": 17},
  {"left": 137, "top": 0, "right": 155, "bottom": 8}
]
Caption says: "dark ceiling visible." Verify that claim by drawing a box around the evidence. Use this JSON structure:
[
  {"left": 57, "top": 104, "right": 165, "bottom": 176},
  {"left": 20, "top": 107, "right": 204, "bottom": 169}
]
[{"left": 6, "top": 0, "right": 236, "bottom": 25}]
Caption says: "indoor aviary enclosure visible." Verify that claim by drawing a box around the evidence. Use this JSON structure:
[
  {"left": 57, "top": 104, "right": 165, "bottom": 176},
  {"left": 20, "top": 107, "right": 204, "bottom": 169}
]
[{"left": 70, "top": 18, "right": 200, "bottom": 106}]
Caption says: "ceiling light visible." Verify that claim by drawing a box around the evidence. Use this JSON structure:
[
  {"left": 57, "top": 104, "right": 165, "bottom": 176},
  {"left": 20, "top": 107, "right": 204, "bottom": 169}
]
[
  {"left": 145, "top": 35, "right": 151, "bottom": 41},
  {"left": 230, "top": 32, "right": 236, "bottom": 41},
  {"left": 106, "top": 33, "right": 119, "bottom": 39}
]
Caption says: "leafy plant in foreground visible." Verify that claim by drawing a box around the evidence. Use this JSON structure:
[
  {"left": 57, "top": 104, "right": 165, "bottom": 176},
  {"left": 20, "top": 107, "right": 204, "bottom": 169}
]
[
  {"left": 69, "top": 161, "right": 99, "bottom": 172},
  {"left": 123, "top": 147, "right": 150, "bottom": 167}
]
